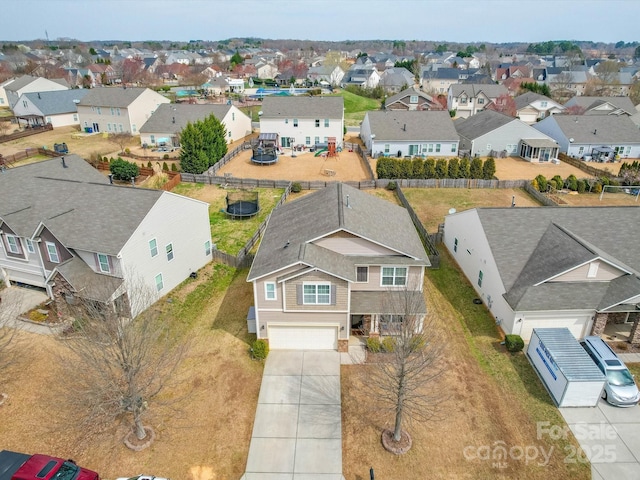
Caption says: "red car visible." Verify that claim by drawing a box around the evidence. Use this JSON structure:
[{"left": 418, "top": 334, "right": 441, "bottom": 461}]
[{"left": 0, "top": 451, "right": 99, "bottom": 480}]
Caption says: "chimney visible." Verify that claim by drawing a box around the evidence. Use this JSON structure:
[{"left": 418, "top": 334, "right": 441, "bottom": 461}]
[
  {"left": 108, "top": 173, "right": 113, "bottom": 184},
  {"left": 61, "top": 156, "right": 67, "bottom": 168}
]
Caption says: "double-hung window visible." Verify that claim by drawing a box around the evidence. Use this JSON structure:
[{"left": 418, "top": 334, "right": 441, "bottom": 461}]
[
  {"left": 155, "top": 273, "right": 164, "bottom": 291},
  {"left": 303, "top": 283, "right": 331, "bottom": 305},
  {"left": 46, "top": 242, "right": 60, "bottom": 263},
  {"left": 324, "top": 119, "right": 329, "bottom": 127},
  {"left": 6, "top": 235, "right": 20, "bottom": 254},
  {"left": 356, "top": 266, "right": 369, "bottom": 283},
  {"left": 26, "top": 239, "right": 35, "bottom": 254},
  {"left": 315, "top": 119, "right": 320, "bottom": 128},
  {"left": 149, "top": 239, "right": 158, "bottom": 257},
  {"left": 205, "top": 240, "right": 211, "bottom": 256},
  {"left": 97, "top": 253, "right": 110, "bottom": 273},
  {"left": 166, "top": 243, "right": 174, "bottom": 261},
  {"left": 293, "top": 119, "right": 298, "bottom": 127},
  {"left": 381, "top": 267, "right": 407, "bottom": 286},
  {"left": 478, "top": 270, "right": 484, "bottom": 287},
  {"left": 265, "top": 282, "right": 276, "bottom": 300}
]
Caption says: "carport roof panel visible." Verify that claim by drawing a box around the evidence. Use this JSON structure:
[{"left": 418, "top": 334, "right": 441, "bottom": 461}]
[{"left": 532, "top": 328, "right": 606, "bottom": 382}]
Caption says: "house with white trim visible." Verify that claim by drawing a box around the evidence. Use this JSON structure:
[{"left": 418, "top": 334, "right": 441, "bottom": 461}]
[
  {"left": 444, "top": 207, "right": 640, "bottom": 343},
  {"left": 77, "top": 87, "right": 170, "bottom": 135},
  {"left": 514, "top": 92, "right": 565, "bottom": 124},
  {"left": 0, "top": 156, "right": 211, "bottom": 319},
  {"left": 12, "top": 89, "right": 90, "bottom": 128},
  {"left": 447, "top": 84, "right": 508, "bottom": 118},
  {"left": 247, "top": 183, "right": 429, "bottom": 351}
]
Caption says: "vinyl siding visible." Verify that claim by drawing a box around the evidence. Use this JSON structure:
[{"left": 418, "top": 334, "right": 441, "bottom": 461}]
[
  {"left": 469, "top": 120, "right": 556, "bottom": 157},
  {"left": 257, "top": 310, "right": 348, "bottom": 340},
  {"left": 313, "top": 231, "right": 398, "bottom": 256},
  {"left": 550, "top": 260, "right": 625, "bottom": 282},
  {"left": 351, "top": 265, "right": 423, "bottom": 292},
  {"left": 119, "top": 192, "right": 211, "bottom": 317},
  {"left": 284, "top": 271, "right": 348, "bottom": 311},
  {"left": 260, "top": 116, "right": 344, "bottom": 148},
  {"left": 0, "top": 227, "right": 47, "bottom": 287}
]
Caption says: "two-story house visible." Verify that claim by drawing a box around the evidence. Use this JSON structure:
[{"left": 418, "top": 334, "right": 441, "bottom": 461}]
[
  {"left": 77, "top": 87, "right": 170, "bottom": 135},
  {"left": 259, "top": 96, "right": 344, "bottom": 149},
  {"left": 0, "top": 75, "right": 69, "bottom": 109},
  {"left": 247, "top": 183, "right": 429, "bottom": 351},
  {"left": 12, "top": 89, "right": 90, "bottom": 128},
  {"left": 0, "top": 156, "right": 212, "bottom": 319},
  {"left": 447, "top": 84, "right": 508, "bottom": 119},
  {"left": 513, "top": 91, "right": 565, "bottom": 124}
]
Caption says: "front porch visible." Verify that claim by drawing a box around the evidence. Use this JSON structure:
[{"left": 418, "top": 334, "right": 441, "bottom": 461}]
[{"left": 591, "top": 310, "right": 640, "bottom": 344}]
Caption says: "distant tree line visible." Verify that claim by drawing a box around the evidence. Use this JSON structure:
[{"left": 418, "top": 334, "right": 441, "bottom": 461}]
[{"left": 376, "top": 156, "right": 496, "bottom": 180}]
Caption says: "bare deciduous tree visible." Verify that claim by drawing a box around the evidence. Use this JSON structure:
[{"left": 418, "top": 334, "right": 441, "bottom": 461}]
[
  {"left": 109, "top": 132, "right": 134, "bottom": 155},
  {"left": 362, "top": 284, "right": 444, "bottom": 453},
  {"left": 57, "top": 278, "right": 187, "bottom": 446},
  {"left": 0, "top": 286, "right": 23, "bottom": 405}
]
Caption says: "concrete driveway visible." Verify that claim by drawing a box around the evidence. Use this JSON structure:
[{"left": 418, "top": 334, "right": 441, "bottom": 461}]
[
  {"left": 242, "top": 350, "right": 344, "bottom": 480},
  {"left": 0, "top": 286, "right": 56, "bottom": 334},
  {"left": 559, "top": 399, "right": 640, "bottom": 479}
]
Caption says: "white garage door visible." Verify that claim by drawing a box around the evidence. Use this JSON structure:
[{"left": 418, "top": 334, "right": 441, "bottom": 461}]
[
  {"left": 269, "top": 325, "right": 338, "bottom": 350},
  {"left": 520, "top": 317, "right": 588, "bottom": 341}
]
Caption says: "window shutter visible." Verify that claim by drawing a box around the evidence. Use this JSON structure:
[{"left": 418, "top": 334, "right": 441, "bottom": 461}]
[
  {"left": 296, "top": 284, "right": 302, "bottom": 304},
  {"left": 331, "top": 284, "right": 337, "bottom": 305}
]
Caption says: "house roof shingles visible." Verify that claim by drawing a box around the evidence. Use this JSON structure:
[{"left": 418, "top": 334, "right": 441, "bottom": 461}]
[
  {"left": 545, "top": 115, "right": 640, "bottom": 144},
  {"left": 77, "top": 87, "right": 150, "bottom": 108},
  {"left": 261, "top": 96, "right": 344, "bottom": 119},
  {"left": 454, "top": 109, "right": 515, "bottom": 140},
  {"left": 139, "top": 103, "right": 232, "bottom": 134},
  {"left": 366, "top": 110, "right": 458, "bottom": 142},
  {"left": 21, "top": 89, "right": 90, "bottom": 116}
]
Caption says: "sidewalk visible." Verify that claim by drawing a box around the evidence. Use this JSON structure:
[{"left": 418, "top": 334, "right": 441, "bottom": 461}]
[{"left": 617, "top": 353, "right": 640, "bottom": 363}]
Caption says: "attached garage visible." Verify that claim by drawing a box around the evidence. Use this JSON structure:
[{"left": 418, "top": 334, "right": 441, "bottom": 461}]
[
  {"left": 519, "top": 313, "right": 592, "bottom": 341},
  {"left": 268, "top": 325, "right": 338, "bottom": 350}
]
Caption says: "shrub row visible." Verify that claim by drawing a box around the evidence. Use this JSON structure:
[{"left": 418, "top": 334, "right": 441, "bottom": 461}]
[
  {"left": 376, "top": 156, "right": 496, "bottom": 180},
  {"left": 532, "top": 173, "right": 619, "bottom": 194}
]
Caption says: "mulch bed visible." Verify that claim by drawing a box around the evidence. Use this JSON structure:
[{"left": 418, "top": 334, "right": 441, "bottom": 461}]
[{"left": 381, "top": 428, "right": 412, "bottom": 455}]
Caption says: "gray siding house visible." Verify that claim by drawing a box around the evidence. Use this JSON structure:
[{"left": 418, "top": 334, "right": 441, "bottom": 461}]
[{"left": 247, "top": 183, "right": 429, "bottom": 351}]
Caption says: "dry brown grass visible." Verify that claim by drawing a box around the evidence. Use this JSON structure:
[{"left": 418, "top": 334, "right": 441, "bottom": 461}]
[
  {"left": 0, "top": 264, "right": 262, "bottom": 480},
  {"left": 494, "top": 157, "right": 594, "bottom": 181}
]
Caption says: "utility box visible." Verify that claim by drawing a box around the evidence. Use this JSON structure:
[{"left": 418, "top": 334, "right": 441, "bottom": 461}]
[{"left": 527, "top": 328, "right": 605, "bottom": 407}]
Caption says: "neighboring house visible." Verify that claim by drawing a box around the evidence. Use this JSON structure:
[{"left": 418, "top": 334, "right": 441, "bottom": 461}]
[
  {"left": 563, "top": 96, "right": 637, "bottom": 116},
  {"left": 12, "top": 89, "right": 89, "bottom": 128},
  {"left": 384, "top": 87, "right": 437, "bottom": 111},
  {"left": 1, "top": 75, "right": 69, "bottom": 108},
  {"left": 533, "top": 114, "right": 640, "bottom": 160},
  {"left": 444, "top": 207, "right": 640, "bottom": 343},
  {"left": 421, "top": 67, "right": 477, "bottom": 94},
  {"left": 259, "top": 96, "right": 344, "bottom": 149},
  {"left": 546, "top": 69, "right": 590, "bottom": 97},
  {"left": 360, "top": 110, "right": 459, "bottom": 158},
  {"left": 88, "top": 63, "right": 119, "bottom": 85},
  {"left": 255, "top": 62, "right": 279, "bottom": 80},
  {"left": 0, "top": 156, "right": 212, "bottom": 319},
  {"left": 247, "top": 183, "right": 429, "bottom": 351},
  {"left": 307, "top": 64, "right": 345, "bottom": 87},
  {"left": 378, "top": 67, "right": 415, "bottom": 94},
  {"left": 455, "top": 109, "right": 559, "bottom": 161},
  {"left": 514, "top": 91, "right": 565, "bottom": 124},
  {"left": 77, "top": 87, "right": 170, "bottom": 135},
  {"left": 447, "top": 84, "right": 508, "bottom": 118},
  {"left": 139, "top": 103, "right": 252, "bottom": 146},
  {"left": 343, "top": 67, "right": 380, "bottom": 89}
]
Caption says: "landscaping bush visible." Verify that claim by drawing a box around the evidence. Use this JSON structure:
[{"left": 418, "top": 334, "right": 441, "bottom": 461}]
[
  {"left": 447, "top": 157, "right": 460, "bottom": 178},
  {"left": 162, "top": 161, "right": 169, "bottom": 171},
  {"left": 424, "top": 158, "right": 436, "bottom": 178},
  {"left": 109, "top": 157, "right": 139, "bottom": 181},
  {"left": 250, "top": 339, "right": 269, "bottom": 360},
  {"left": 505, "top": 334, "right": 524, "bottom": 353},
  {"left": 577, "top": 179, "right": 586, "bottom": 193},
  {"left": 147, "top": 161, "right": 152, "bottom": 167},
  {"left": 366, "top": 337, "right": 382, "bottom": 353},
  {"left": 534, "top": 174, "right": 548, "bottom": 192},
  {"left": 163, "top": 154, "right": 170, "bottom": 160},
  {"left": 411, "top": 158, "right": 424, "bottom": 179},
  {"left": 470, "top": 158, "right": 483, "bottom": 179},
  {"left": 482, "top": 157, "right": 496, "bottom": 180},
  {"left": 171, "top": 163, "right": 178, "bottom": 172},
  {"left": 28, "top": 310, "right": 48, "bottom": 322},
  {"left": 435, "top": 159, "right": 448, "bottom": 179},
  {"left": 386, "top": 180, "right": 397, "bottom": 191},
  {"left": 125, "top": 148, "right": 131, "bottom": 154},
  {"left": 565, "top": 174, "right": 578, "bottom": 191},
  {"left": 548, "top": 179, "right": 558, "bottom": 190},
  {"left": 592, "top": 182, "right": 602, "bottom": 194},
  {"left": 458, "top": 157, "right": 471, "bottom": 178},
  {"left": 291, "top": 182, "right": 302, "bottom": 193},
  {"left": 381, "top": 336, "right": 396, "bottom": 353},
  {"left": 552, "top": 175, "right": 564, "bottom": 189}
]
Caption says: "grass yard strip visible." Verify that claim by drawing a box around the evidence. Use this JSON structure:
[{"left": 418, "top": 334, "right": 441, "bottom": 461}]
[
  {"left": 427, "top": 249, "right": 589, "bottom": 478},
  {"left": 332, "top": 90, "right": 380, "bottom": 126}
]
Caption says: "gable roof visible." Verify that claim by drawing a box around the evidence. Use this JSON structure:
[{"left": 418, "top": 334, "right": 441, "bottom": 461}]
[
  {"left": 139, "top": 103, "right": 233, "bottom": 133},
  {"left": 471, "top": 207, "right": 640, "bottom": 311},
  {"left": 564, "top": 96, "right": 636, "bottom": 115},
  {"left": 385, "top": 87, "right": 434, "bottom": 107},
  {"left": 0, "top": 156, "right": 163, "bottom": 255},
  {"left": 261, "top": 96, "right": 343, "bottom": 119},
  {"left": 77, "top": 87, "right": 155, "bottom": 108},
  {"left": 21, "top": 89, "right": 90, "bottom": 115},
  {"left": 247, "top": 183, "right": 428, "bottom": 281},
  {"left": 454, "top": 109, "right": 516, "bottom": 139},
  {"left": 540, "top": 115, "right": 640, "bottom": 144},
  {"left": 449, "top": 83, "right": 508, "bottom": 99},
  {"left": 365, "top": 110, "right": 458, "bottom": 142},
  {"left": 514, "top": 91, "right": 556, "bottom": 110}
]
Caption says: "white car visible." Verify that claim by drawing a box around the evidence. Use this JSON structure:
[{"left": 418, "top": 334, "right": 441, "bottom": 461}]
[{"left": 116, "top": 476, "right": 170, "bottom": 480}]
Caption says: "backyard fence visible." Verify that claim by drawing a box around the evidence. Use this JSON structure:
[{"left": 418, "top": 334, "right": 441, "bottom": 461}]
[
  {"left": 395, "top": 185, "right": 440, "bottom": 268},
  {"left": 0, "top": 147, "right": 59, "bottom": 167},
  {"left": 207, "top": 142, "right": 252, "bottom": 176},
  {"left": 0, "top": 124, "right": 53, "bottom": 144},
  {"left": 558, "top": 153, "right": 620, "bottom": 178}
]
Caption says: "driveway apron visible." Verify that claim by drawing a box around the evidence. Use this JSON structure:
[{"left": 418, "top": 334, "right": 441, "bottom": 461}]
[
  {"left": 243, "top": 350, "right": 343, "bottom": 480},
  {"left": 560, "top": 399, "right": 640, "bottom": 480}
]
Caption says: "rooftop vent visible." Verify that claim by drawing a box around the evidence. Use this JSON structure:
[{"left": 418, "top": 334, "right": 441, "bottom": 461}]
[{"left": 61, "top": 156, "right": 67, "bottom": 168}]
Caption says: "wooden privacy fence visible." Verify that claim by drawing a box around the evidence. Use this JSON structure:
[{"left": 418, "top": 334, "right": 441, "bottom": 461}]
[
  {"left": 558, "top": 153, "right": 620, "bottom": 178},
  {"left": 207, "top": 142, "right": 251, "bottom": 176},
  {"left": 395, "top": 185, "right": 440, "bottom": 268},
  {"left": 0, "top": 123, "right": 53, "bottom": 144},
  {"left": 0, "top": 147, "right": 59, "bottom": 167}
]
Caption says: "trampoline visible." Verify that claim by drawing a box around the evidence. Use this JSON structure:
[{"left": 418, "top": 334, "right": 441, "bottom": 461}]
[
  {"left": 225, "top": 190, "right": 260, "bottom": 219},
  {"left": 251, "top": 133, "right": 279, "bottom": 165}
]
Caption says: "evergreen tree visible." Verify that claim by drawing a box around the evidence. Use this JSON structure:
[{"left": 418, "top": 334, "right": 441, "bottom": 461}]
[
  {"left": 482, "top": 157, "right": 496, "bottom": 180},
  {"left": 435, "top": 159, "right": 448, "bottom": 179},
  {"left": 470, "top": 158, "right": 483, "bottom": 179},
  {"left": 458, "top": 157, "right": 471, "bottom": 178},
  {"left": 423, "top": 158, "right": 436, "bottom": 179},
  {"left": 447, "top": 158, "right": 460, "bottom": 178}
]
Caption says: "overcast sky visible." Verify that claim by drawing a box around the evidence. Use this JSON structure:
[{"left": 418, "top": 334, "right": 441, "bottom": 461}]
[{"left": 3, "top": 0, "right": 639, "bottom": 44}]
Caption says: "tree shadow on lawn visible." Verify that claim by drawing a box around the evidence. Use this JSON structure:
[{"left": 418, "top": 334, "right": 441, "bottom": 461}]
[{"left": 211, "top": 267, "right": 254, "bottom": 345}]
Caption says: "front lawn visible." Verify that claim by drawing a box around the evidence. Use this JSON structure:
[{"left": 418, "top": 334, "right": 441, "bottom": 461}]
[{"left": 342, "top": 250, "right": 589, "bottom": 479}]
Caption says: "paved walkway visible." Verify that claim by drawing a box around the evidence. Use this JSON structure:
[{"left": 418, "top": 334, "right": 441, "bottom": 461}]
[
  {"left": 242, "top": 351, "right": 344, "bottom": 480},
  {"left": 560, "top": 399, "right": 640, "bottom": 479},
  {"left": 618, "top": 353, "right": 640, "bottom": 363},
  {"left": 0, "top": 286, "right": 63, "bottom": 335}
]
